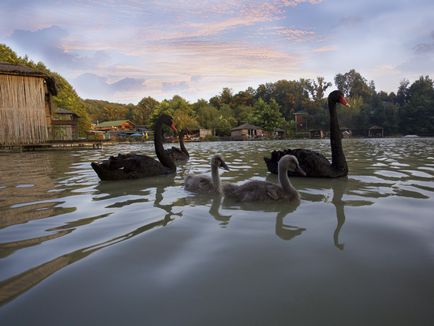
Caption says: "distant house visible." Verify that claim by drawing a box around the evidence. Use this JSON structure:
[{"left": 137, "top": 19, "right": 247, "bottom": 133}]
[
  {"left": 341, "top": 127, "right": 352, "bottom": 138},
  {"left": 199, "top": 128, "right": 213, "bottom": 139},
  {"left": 231, "top": 123, "right": 263, "bottom": 140},
  {"left": 51, "top": 108, "right": 79, "bottom": 140},
  {"left": 0, "top": 62, "right": 57, "bottom": 145},
  {"left": 368, "top": 126, "right": 384, "bottom": 138},
  {"left": 294, "top": 112, "right": 307, "bottom": 132},
  {"left": 273, "top": 128, "right": 286, "bottom": 139},
  {"left": 310, "top": 129, "right": 325, "bottom": 139},
  {"left": 95, "top": 120, "right": 135, "bottom": 131}
]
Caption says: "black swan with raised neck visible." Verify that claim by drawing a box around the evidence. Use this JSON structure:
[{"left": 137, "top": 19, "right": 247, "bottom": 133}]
[
  {"left": 264, "top": 90, "right": 350, "bottom": 178},
  {"left": 166, "top": 129, "right": 189, "bottom": 163},
  {"left": 91, "top": 114, "right": 177, "bottom": 180}
]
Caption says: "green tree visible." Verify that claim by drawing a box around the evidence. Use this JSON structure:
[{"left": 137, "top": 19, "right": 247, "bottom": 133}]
[
  {"left": 152, "top": 95, "right": 198, "bottom": 130},
  {"left": 334, "top": 69, "right": 373, "bottom": 99},
  {"left": 399, "top": 76, "right": 434, "bottom": 135},
  {"left": 249, "top": 99, "right": 285, "bottom": 132}
]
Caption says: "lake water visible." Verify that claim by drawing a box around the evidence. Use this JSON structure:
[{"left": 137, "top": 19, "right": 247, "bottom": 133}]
[{"left": 1, "top": 138, "right": 434, "bottom": 325}]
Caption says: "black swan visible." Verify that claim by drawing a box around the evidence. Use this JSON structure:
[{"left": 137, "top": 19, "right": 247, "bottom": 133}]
[
  {"left": 166, "top": 129, "right": 189, "bottom": 163},
  {"left": 184, "top": 154, "right": 229, "bottom": 194},
  {"left": 91, "top": 114, "right": 177, "bottom": 180},
  {"left": 222, "top": 154, "right": 305, "bottom": 202},
  {"left": 264, "top": 90, "right": 350, "bottom": 178}
]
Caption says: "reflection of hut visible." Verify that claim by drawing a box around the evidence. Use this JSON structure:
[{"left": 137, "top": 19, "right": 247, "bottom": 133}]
[
  {"left": 310, "top": 129, "right": 325, "bottom": 139},
  {"left": 0, "top": 62, "right": 57, "bottom": 145},
  {"left": 368, "top": 126, "right": 384, "bottom": 138},
  {"left": 51, "top": 108, "right": 79, "bottom": 140},
  {"left": 231, "top": 123, "right": 263, "bottom": 140}
]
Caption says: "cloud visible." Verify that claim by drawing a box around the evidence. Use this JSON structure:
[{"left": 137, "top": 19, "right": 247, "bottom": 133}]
[
  {"left": 73, "top": 73, "right": 145, "bottom": 99},
  {"left": 7, "top": 26, "right": 76, "bottom": 67},
  {"left": 413, "top": 31, "right": 434, "bottom": 54},
  {"left": 5, "top": 25, "right": 112, "bottom": 70},
  {"left": 259, "top": 26, "right": 315, "bottom": 41},
  {"left": 162, "top": 81, "right": 190, "bottom": 93},
  {"left": 312, "top": 45, "right": 336, "bottom": 53}
]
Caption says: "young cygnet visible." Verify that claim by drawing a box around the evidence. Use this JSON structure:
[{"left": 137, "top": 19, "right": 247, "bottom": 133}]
[
  {"left": 223, "top": 154, "right": 305, "bottom": 202},
  {"left": 184, "top": 155, "right": 229, "bottom": 194}
]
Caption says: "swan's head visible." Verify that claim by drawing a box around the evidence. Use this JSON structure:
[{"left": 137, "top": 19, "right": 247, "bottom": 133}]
[
  {"left": 279, "top": 155, "right": 306, "bottom": 176},
  {"left": 329, "top": 90, "right": 350, "bottom": 108},
  {"left": 211, "top": 154, "right": 229, "bottom": 171},
  {"left": 159, "top": 114, "right": 177, "bottom": 132}
]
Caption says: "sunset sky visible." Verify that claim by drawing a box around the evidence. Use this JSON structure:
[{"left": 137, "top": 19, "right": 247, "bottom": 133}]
[{"left": 1, "top": 0, "right": 433, "bottom": 103}]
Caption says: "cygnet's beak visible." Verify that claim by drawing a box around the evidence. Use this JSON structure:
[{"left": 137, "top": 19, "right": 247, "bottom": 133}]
[
  {"left": 297, "top": 166, "right": 306, "bottom": 176},
  {"left": 220, "top": 161, "right": 230, "bottom": 171}
]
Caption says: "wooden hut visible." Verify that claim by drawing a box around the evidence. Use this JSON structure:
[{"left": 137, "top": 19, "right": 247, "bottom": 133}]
[
  {"left": 0, "top": 62, "right": 57, "bottom": 146},
  {"left": 341, "top": 127, "right": 352, "bottom": 138},
  {"left": 231, "top": 123, "right": 263, "bottom": 140},
  {"left": 51, "top": 108, "right": 79, "bottom": 140},
  {"left": 368, "top": 126, "right": 384, "bottom": 138}
]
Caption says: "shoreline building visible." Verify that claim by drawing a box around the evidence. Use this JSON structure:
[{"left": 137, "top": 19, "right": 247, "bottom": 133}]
[{"left": 0, "top": 62, "right": 57, "bottom": 146}]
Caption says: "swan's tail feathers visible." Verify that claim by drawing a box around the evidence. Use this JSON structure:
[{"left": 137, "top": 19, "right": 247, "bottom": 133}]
[{"left": 264, "top": 149, "right": 296, "bottom": 174}]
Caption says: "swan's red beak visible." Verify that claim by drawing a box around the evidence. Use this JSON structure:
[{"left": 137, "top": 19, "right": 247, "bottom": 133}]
[
  {"left": 170, "top": 122, "right": 177, "bottom": 133},
  {"left": 339, "top": 96, "right": 350, "bottom": 108}
]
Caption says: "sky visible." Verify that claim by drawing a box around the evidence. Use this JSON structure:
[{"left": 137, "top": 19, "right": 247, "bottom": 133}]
[{"left": 1, "top": 0, "right": 433, "bottom": 104}]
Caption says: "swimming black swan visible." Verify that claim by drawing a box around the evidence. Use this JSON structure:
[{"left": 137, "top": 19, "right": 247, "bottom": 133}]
[
  {"left": 264, "top": 90, "right": 350, "bottom": 178},
  {"left": 166, "top": 129, "right": 189, "bottom": 163},
  {"left": 184, "top": 155, "right": 229, "bottom": 194},
  {"left": 91, "top": 114, "right": 177, "bottom": 180},
  {"left": 223, "top": 154, "right": 305, "bottom": 202}
]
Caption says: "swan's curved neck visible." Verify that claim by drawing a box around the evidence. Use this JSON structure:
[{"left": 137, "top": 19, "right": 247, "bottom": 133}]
[
  {"left": 154, "top": 119, "right": 176, "bottom": 171},
  {"left": 278, "top": 165, "right": 298, "bottom": 199},
  {"left": 211, "top": 164, "right": 221, "bottom": 193},
  {"left": 329, "top": 99, "right": 347, "bottom": 172},
  {"left": 179, "top": 130, "right": 189, "bottom": 156}
]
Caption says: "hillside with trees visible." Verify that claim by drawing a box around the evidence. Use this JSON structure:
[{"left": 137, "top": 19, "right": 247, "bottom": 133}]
[{"left": 2, "top": 43, "right": 433, "bottom": 137}]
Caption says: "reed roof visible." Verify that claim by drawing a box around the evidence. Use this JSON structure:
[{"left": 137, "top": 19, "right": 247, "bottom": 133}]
[{"left": 0, "top": 62, "right": 57, "bottom": 95}]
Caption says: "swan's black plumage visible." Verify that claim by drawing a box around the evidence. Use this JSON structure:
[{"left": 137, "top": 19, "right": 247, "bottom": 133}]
[
  {"left": 166, "top": 129, "right": 189, "bottom": 163},
  {"left": 91, "top": 114, "right": 177, "bottom": 180},
  {"left": 264, "top": 90, "right": 349, "bottom": 178}
]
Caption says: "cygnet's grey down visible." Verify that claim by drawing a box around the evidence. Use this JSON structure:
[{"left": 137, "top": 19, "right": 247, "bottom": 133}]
[
  {"left": 184, "top": 155, "right": 229, "bottom": 194},
  {"left": 222, "top": 154, "right": 305, "bottom": 202}
]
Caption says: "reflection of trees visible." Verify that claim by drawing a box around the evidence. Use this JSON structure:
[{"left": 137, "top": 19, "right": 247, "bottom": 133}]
[
  {"left": 0, "top": 214, "right": 174, "bottom": 306},
  {"left": 0, "top": 152, "right": 77, "bottom": 229},
  {"left": 0, "top": 176, "right": 183, "bottom": 306}
]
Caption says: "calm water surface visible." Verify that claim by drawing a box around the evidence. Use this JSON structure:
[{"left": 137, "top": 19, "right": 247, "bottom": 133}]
[{"left": 1, "top": 138, "right": 434, "bottom": 325}]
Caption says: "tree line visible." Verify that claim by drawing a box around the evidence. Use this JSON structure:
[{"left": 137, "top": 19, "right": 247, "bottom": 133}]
[{"left": 2, "top": 44, "right": 433, "bottom": 137}]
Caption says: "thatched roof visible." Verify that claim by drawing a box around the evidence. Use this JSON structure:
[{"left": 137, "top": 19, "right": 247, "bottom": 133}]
[
  {"left": 231, "top": 123, "right": 262, "bottom": 131},
  {"left": 56, "top": 108, "right": 79, "bottom": 117},
  {"left": 0, "top": 62, "right": 57, "bottom": 95},
  {"left": 369, "top": 125, "right": 383, "bottom": 130}
]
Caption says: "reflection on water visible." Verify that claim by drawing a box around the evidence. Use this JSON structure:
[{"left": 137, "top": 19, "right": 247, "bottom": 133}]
[{"left": 1, "top": 138, "right": 434, "bottom": 325}]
